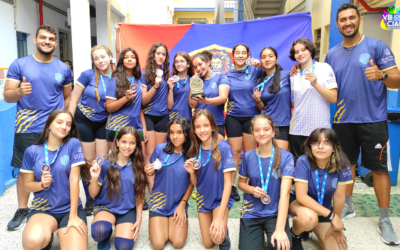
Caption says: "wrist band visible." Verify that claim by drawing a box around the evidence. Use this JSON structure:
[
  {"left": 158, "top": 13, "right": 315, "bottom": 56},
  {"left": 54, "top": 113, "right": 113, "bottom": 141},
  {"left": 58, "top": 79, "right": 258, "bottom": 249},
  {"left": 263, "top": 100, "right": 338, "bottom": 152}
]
[
  {"left": 181, "top": 199, "right": 187, "bottom": 204},
  {"left": 330, "top": 212, "right": 336, "bottom": 221},
  {"left": 41, "top": 183, "right": 49, "bottom": 190}
]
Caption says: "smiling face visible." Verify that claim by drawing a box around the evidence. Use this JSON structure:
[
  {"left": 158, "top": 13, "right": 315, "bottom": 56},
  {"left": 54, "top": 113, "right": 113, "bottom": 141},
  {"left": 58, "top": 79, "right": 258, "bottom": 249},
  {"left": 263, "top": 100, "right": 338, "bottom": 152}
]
[
  {"left": 293, "top": 43, "right": 312, "bottom": 65},
  {"left": 192, "top": 57, "right": 211, "bottom": 77},
  {"left": 116, "top": 134, "right": 137, "bottom": 157},
  {"left": 174, "top": 55, "right": 189, "bottom": 73},
  {"left": 233, "top": 45, "right": 249, "bottom": 67},
  {"left": 194, "top": 115, "right": 213, "bottom": 143},
  {"left": 169, "top": 123, "right": 185, "bottom": 149},
  {"left": 92, "top": 49, "right": 111, "bottom": 72},
  {"left": 123, "top": 51, "right": 137, "bottom": 70},
  {"left": 155, "top": 46, "right": 167, "bottom": 66},
  {"left": 310, "top": 133, "right": 334, "bottom": 162},
  {"left": 34, "top": 29, "right": 57, "bottom": 56},
  {"left": 260, "top": 49, "right": 278, "bottom": 70},
  {"left": 252, "top": 117, "right": 275, "bottom": 146},
  {"left": 49, "top": 113, "right": 72, "bottom": 140},
  {"left": 337, "top": 8, "right": 360, "bottom": 38}
]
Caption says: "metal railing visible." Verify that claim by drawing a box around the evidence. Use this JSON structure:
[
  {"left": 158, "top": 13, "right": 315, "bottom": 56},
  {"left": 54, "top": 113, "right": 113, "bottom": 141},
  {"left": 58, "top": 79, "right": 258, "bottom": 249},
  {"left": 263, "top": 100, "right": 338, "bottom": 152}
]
[
  {"left": 224, "top": 1, "right": 242, "bottom": 23},
  {"left": 243, "top": 0, "right": 254, "bottom": 21}
]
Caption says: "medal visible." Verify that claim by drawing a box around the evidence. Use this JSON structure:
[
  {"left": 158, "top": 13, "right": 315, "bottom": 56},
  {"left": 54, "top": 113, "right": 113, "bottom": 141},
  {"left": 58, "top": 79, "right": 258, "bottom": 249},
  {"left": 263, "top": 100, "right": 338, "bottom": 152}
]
[
  {"left": 173, "top": 75, "right": 180, "bottom": 83},
  {"left": 246, "top": 59, "right": 252, "bottom": 66},
  {"left": 153, "top": 158, "right": 162, "bottom": 170},
  {"left": 156, "top": 69, "right": 163, "bottom": 77},
  {"left": 261, "top": 194, "right": 271, "bottom": 204},
  {"left": 41, "top": 163, "right": 51, "bottom": 172},
  {"left": 96, "top": 156, "right": 104, "bottom": 166},
  {"left": 300, "top": 62, "right": 315, "bottom": 76},
  {"left": 130, "top": 84, "right": 138, "bottom": 92},
  {"left": 254, "top": 72, "right": 275, "bottom": 93},
  {"left": 257, "top": 146, "right": 275, "bottom": 205},
  {"left": 192, "top": 160, "right": 201, "bottom": 170},
  {"left": 253, "top": 87, "right": 259, "bottom": 93}
]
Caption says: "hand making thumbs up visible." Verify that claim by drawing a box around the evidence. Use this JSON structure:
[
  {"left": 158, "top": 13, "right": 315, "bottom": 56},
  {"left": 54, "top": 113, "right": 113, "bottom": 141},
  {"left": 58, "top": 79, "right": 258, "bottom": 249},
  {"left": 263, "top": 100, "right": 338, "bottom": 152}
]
[
  {"left": 365, "top": 59, "right": 384, "bottom": 81},
  {"left": 19, "top": 77, "right": 32, "bottom": 96}
]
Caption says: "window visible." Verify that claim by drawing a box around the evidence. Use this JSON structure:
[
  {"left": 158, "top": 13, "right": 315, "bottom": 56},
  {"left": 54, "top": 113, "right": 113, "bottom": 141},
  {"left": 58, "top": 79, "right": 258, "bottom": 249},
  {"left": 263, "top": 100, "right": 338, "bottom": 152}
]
[
  {"left": 16, "top": 32, "right": 27, "bottom": 58},
  {"left": 177, "top": 18, "right": 208, "bottom": 24}
]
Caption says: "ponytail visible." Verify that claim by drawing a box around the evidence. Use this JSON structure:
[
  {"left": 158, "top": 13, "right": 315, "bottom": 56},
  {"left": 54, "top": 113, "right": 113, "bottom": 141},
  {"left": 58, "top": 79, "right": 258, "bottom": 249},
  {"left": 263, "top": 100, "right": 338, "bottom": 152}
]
[
  {"left": 268, "top": 64, "right": 282, "bottom": 94},
  {"left": 271, "top": 137, "right": 281, "bottom": 177},
  {"left": 94, "top": 67, "right": 101, "bottom": 103}
]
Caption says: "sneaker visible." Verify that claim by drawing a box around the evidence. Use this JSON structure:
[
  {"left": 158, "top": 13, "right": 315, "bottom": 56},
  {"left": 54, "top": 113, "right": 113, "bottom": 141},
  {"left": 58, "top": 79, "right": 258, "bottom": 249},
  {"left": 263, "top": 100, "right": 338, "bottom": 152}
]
[
  {"left": 300, "top": 231, "right": 311, "bottom": 242},
  {"left": 7, "top": 208, "right": 28, "bottom": 231},
  {"left": 143, "top": 200, "right": 149, "bottom": 211},
  {"left": 341, "top": 203, "right": 356, "bottom": 221},
  {"left": 219, "top": 229, "right": 231, "bottom": 250},
  {"left": 84, "top": 198, "right": 94, "bottom": 216},
  {"left": 42, "top": 233, "right": 54, "bottom": 250},
  {"left": 97, "top": 227, "right": 112, "bottom": 250},
  {"left": 291, "top": 228, "right": 304, "bottom": 250},
  {"left": 377, "top": 218, "right": 400, "bottom": 245},
  {"left": 232, "top": 186, "right": 240, "bottom": 202},
  {"left": 192, "top": 190, "right": 197, "bottom": 200}
]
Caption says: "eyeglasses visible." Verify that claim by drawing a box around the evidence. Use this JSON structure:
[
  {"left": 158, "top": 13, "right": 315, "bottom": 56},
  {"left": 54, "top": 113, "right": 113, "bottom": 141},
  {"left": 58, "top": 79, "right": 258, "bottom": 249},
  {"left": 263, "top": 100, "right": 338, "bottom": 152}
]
[
  {"left": 310, "top": 141, "right": 332, "bottom": 148},
  {"left": 174, "top": 60, "right": 186, "bottom": 65}
]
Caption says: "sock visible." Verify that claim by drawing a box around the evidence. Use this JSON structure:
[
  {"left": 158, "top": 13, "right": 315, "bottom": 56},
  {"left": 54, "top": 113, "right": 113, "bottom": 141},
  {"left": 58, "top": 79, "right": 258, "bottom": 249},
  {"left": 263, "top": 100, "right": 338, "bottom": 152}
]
[
  {"left": 345, "top": 195, "right": 353, "bottom": 210},
  {"left": 91, "top": 221, "right": 112, "bottom": 242},
  {"left": 115, "top": 237, "right": 134, "bottom": 250},
  {"left": 379, "top": 207, "right": 389, "bottom": 221},
  {"left": 290, "top": 227, "right": 301, "bottom": 238}
]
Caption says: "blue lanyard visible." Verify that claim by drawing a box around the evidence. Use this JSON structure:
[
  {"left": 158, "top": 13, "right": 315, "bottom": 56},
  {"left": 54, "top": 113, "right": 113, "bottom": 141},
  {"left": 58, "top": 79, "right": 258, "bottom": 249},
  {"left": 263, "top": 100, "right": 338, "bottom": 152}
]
[
  {"left": 127, "top": 76, "right": 134, "bottom": 84},
  {"left": 255, "top": 72, "right": 275, "bottom": 93},
  {"left": 257, "top": 146, "right": 275, "bottom": 194},
  {"left": 112, "top": 159, "right": 131, "bottom": 168},
  {"left": 196, "top": 140, "right": 212, "bottom": 167},
  {"left": 44, "top": 142, "right": 61, "bottom": 165},
  {"left": 175, "top": 75, "right": 189, "bottom": 89},
  {"left": 315, "top": 169, "right": 328, "bottom": 205},
  {"left": 162, "top": 153, "right": 183, "bottom": 166},
  {"left": 300, "top": 62, "right": 315, "bottom": 75},
  {"left": 245, "top": 65, "right": 250, "bottom": 75},
  {"left": 100, "top": 73, "right": 112, "bottom": 96}
]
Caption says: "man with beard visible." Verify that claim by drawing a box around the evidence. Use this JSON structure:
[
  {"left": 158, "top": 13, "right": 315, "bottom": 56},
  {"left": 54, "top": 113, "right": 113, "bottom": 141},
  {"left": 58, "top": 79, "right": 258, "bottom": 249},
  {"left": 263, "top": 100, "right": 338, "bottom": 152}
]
[
  {"left": 4, "top": 25, "right": 73, "bottom": 231},
  {"left": 325, "top": 3, "right": 400, "bottom": 245}
]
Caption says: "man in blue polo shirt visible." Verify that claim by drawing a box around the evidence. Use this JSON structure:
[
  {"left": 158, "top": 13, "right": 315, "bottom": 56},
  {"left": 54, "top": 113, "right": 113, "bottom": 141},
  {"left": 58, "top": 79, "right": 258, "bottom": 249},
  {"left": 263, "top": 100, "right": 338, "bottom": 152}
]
[
  {"left": 325, "top": 3, "right": 400, "bottom": 245},
  {"left": 4, "top": 25, "right": 72, "bottom": 231}
]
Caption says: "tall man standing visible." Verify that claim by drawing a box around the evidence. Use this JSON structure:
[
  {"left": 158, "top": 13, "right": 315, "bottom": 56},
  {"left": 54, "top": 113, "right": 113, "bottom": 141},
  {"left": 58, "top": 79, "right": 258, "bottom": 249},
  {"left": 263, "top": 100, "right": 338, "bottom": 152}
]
[
  {"left": 325, "top": 3, "right": 400, "bottom": 245},
  {"left": 4, "top": 25, "right": 73, "bottom": 230}
]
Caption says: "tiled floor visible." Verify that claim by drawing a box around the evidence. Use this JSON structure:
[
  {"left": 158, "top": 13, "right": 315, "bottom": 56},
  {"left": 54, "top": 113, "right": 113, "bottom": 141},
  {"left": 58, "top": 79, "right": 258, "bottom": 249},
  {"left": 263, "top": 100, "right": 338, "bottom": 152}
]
[{"left": 1, "top": 175, "right": 400, "bottom": 249}]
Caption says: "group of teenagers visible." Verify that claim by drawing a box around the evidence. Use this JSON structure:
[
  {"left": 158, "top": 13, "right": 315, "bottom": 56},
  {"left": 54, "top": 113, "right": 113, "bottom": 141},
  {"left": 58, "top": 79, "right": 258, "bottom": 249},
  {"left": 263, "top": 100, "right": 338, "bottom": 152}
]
[{"left": 3, "top": 3, "right": 400, "bottom": 250}]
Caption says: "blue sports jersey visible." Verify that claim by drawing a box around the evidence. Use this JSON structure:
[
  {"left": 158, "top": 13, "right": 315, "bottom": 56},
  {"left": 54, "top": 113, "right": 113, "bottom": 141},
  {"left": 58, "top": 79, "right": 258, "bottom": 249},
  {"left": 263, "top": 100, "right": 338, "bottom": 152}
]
[
  {"left": 76, "top": 69, "right": 110, "bottom": 122},
  {"left": 195, "top": 73, "right": 230, "bottom": 125},
  {"left": 94, "top": 160, "right": 136, "bottom": 215},
  {"left": 261, "top": 71, "right": 291, "bottom": 127},
  {"left": 149, "top": 143, "right": 190, "bottom": 216},
  {"left": 238, "top": 148, "right": 294, "bottom": 218},
  {"left": 6, "top": 55, "right": 73, "bottom": 133},
  {"left": 170, "top": 76, "right": 192, "bottom": 121},
  {"left": 294, "top": 155, "right": 353, "bottom": 209},
  {"left": 196, "top": 141, "right": 236, "bottom": 212},
  {"left": 325, "top": 36, "right": 397, "bottom": 124},
  {"left": 226, "top": 66, "right": 263, "bottom": 117},
  {"left": 105, "top": 78, "right": 143, "bottom": 132},
  {"left": 140, "top": 70, "right": 169, "bottom": 116},
  {"left": 20, "top": 138, "right": 85, "bottom": 213}
]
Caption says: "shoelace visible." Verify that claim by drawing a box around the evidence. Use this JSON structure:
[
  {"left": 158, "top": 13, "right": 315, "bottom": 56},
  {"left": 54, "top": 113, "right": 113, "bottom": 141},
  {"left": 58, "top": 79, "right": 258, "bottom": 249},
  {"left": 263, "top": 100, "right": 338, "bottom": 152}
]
[
  {"left": 381, "top": 219, "right": 394, "bottom": 231},
  {"left": 14, "top": 209, "right": 27, "bottom": 219}
]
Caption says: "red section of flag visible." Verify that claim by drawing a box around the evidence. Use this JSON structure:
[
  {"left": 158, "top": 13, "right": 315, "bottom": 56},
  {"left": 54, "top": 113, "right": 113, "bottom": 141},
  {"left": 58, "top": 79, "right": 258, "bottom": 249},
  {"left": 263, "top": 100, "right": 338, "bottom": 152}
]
[
  {"left": 0, "top": 70, "right": 4, "bottom": 79},
  {"left": 119, "top": 24, "right": 192, "bottom": 70}
]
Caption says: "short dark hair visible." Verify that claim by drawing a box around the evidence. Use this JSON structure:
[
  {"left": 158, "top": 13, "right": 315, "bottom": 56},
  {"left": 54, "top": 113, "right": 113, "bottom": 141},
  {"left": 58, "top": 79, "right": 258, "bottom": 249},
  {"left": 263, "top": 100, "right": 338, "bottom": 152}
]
[
  {"left": 336, "top": 3, "right": 360, "bottom": 22},
  {"left": 35, "top": 25, "right": 57, "bottom": 38},
  {"left": 289, "top": 38, "right": 316, "bottom": 61}
]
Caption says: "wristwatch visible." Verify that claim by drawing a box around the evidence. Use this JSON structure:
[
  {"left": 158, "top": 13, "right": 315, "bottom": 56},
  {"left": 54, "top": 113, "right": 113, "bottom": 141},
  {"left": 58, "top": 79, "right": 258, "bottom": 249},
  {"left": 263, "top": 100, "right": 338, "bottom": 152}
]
[{"left": 381, "top": 72, "right": 388, "bottom": 81}]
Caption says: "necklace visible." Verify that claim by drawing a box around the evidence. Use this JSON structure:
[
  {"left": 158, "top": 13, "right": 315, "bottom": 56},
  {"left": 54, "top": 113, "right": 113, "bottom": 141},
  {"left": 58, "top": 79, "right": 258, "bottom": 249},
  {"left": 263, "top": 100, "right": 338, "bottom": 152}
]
[{"left": 342, "top": 35, "right": 363, "bottom": 56}]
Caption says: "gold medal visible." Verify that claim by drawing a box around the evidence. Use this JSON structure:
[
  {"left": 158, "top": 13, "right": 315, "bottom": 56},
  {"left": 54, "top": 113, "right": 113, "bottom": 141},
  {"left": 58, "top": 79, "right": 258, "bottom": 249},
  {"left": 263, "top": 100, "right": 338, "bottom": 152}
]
[
  {"left": 41, "top": 163, "right": 51, "bottom": 172},
  {"left": 261, "top": 194, "right": 271, "bottom": 205},
  {"left": 192, "top": 160, "right": 201, "bottom": 170}
]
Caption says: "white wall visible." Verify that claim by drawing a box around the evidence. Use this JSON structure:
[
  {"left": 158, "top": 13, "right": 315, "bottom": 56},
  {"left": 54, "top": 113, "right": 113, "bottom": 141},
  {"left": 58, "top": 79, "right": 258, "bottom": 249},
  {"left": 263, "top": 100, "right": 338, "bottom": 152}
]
[
  {"left": 95, "top": 0, "right": 108, "bottom": 46},
  {"left": 129, "top": 0, "right": 174, "bottom": 24},
  {"left": 0, "top": 1, "right": 18, "bottom": 69}
]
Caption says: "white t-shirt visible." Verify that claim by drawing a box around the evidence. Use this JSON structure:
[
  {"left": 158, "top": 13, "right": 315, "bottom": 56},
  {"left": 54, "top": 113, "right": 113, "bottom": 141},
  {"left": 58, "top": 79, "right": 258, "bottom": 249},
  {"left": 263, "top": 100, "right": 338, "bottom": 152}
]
[{"left": 290, "top": 61, "right": 338, "bottom": 136}]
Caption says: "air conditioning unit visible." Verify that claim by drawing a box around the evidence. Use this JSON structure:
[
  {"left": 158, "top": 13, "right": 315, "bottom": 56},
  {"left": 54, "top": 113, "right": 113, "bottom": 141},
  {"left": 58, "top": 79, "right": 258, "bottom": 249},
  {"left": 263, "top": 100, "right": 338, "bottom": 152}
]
[{"left": 0, "top": 0, "right": 14, "bottom": 4}]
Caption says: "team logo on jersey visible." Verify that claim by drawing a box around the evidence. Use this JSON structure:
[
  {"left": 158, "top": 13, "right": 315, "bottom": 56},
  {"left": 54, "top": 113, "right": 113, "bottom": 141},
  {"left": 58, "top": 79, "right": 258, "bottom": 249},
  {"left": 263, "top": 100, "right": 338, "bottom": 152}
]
[
  {"left": 60, "top": 155, "right": 69, "bottom": 166},
  {"left": 329, "top": 72, "right": 334, "bottom": 78},
  {"left": 189, "top": 45, "right": 233, "bottom": 74},
  {"left": 211, "top": 82, "right": 217, "bottom": 89},
  {"left": 332, "top": 178, "right": 338, "bottom": 188},
  {"left": 359, "top": 53, "right": 370, "bottom": 64},
  {"left": 55, "top": 73, "right": 63, "bottom": 83}
]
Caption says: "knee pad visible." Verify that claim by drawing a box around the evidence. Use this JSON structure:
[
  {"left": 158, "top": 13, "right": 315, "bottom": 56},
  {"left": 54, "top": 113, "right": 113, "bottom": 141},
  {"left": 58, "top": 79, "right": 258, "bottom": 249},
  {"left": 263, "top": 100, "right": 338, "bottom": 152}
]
[
  {"left": 115, "top": 237, "right": 134, "bottom": 250},
  {"left": 91, "top": 221, "right": 112, "bottom": 242}
]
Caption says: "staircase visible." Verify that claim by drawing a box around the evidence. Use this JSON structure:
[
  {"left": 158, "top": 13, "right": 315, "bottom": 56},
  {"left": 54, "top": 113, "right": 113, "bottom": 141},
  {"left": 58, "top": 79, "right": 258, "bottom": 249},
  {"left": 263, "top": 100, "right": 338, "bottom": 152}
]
[{"left": 244, "top": 0, "right": 287, "bottom": 20}]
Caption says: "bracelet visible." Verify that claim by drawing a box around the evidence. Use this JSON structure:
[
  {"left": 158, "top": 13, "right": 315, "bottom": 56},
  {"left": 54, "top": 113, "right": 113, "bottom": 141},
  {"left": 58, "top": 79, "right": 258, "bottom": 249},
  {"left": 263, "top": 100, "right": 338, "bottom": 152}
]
[
  {"left": 326, "top": 209, "right": 334, "bottom": 220},
  {"left": 330, "top": 212, "right": 336, "bottom": 221},
  {"left": 146, "top": 173, "right": 155, "bottom": 177},
  {"left": 181, "top": 199, "right": 188, "bottom": 204},
  {"left": 154, "top": 87, "right": 159, "bottom": 90},
  {"left": 41, "top": 183, "right": 49, "bottom": 190}
]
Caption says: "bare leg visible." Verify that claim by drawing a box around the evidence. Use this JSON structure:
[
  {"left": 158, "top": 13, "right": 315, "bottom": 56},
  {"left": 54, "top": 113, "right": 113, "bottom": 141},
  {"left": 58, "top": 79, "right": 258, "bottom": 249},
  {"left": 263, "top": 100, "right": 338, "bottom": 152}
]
[
  {"left": 198, "top": 211, "right": 215, "bottom": 248},
  {"left": 228, "top": 137, "right": 243, "bottom": 184},
  {"left": 58, "top": 224, "right": 88, "bottom": 250},
  {"left": 211, "top": 206, "right": 229, "bottom": 245},
  {"left": 17, "top": 173, "right": 30, "bottom": 208},
  {"left": 313, "top": 223, "right": 340, "bottom": 250},
  {"left": 149, "top": 216, "right": 169, "bottom": 250},
  {"left": 276, "top": 139, "right": 289, "bottom": 151},
  {"left": 289, "top": 200, "right": 319, "bottom": 235},
  {"left": 168, "top": 215, "right": 189, "bottom": 248},
  {"left": 145, "top": 131, "right": 156, "bottom": 166},
  {"left": 22, "top": 213, "right": 58, "bottom": 250},
  {"left": 81, "top": 141, "right": 96, "bottom": 162},
  {"left": 372, "top": 170, "right": 391, "bottom": 208},
  {"left": 95, "top": 139, "right": 109, "bottom": 157}
]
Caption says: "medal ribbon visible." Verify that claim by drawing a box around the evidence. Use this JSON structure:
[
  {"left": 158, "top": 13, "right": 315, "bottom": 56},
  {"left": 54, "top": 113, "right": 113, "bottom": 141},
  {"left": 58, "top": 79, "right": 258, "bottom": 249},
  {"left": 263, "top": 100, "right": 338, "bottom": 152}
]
[
  {"left": 257, "top": 146, "right": 275, "bottom": 195},
  {"left": 245, "top": 65, "right": 250, "bottom": 75},
  {"left": 112, "top": 159, "right": 131, "bottom": 169},
  {"left": 255, "top": 72, "right": 275, "bottom": 93},
  {"left": 127, "top": 75, "right": 138, "bottom": 91},
  {"left": 162, "top": 153, "right": 183, "bottom": 166},
  {"left": 315, "top": 169, "right": 328, "bottom": 205},
  {"left": 100, "top": 73, "right": 112, "bottom": 96},
  {"left": 44, "top": 142, "right": 61, "bottom": 165},
  {"left": 196, "top": 140, "right": 212, "bottom": 167},
  {"left": 175, "top": 75, "right": 189, "bottom": 89},
  {"left": 300, "top": 62, "right": 315, "bottom": 75}
]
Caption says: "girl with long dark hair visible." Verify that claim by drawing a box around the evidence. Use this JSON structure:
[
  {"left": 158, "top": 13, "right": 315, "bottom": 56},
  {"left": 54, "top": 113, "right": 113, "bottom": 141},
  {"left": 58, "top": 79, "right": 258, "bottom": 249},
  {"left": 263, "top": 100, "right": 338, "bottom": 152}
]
[
  {"left": 289, "top": 128, "right": 352, "bottom": 250},
  {"left": 68, "top": 44, "right": 113, "bottom": 215},
  {"left": 184, "top": 109, "right": 236, "bottom": 250},
  {"left": 144, "top": 116, "right": 194, "bottom": 249},
  {"left": 225, "top": 43, "right": 263, "bottom": 202},
  {"left": 238, "top": 114, "right": 293, "bottom": 250},
  {"left": 189, "top": 50, "right": 230, "bottom": 141},
  {"left": 89, "top": 126, "right": 147, "bottom": 250},
  {"left": 105, "top": 48, "right": 147, "bottom": 150},
  {"left": 167, "top": 52, "right": 194, "bottom": 121},
  {"left": 253, "top": 47, "right": 291, "bottom": 151},
  {"left": 141, "top": 43, "right": 171, "bottom": 166},
  {"left": 21, "top": 109, "right": 90, "bottom": 250}
]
